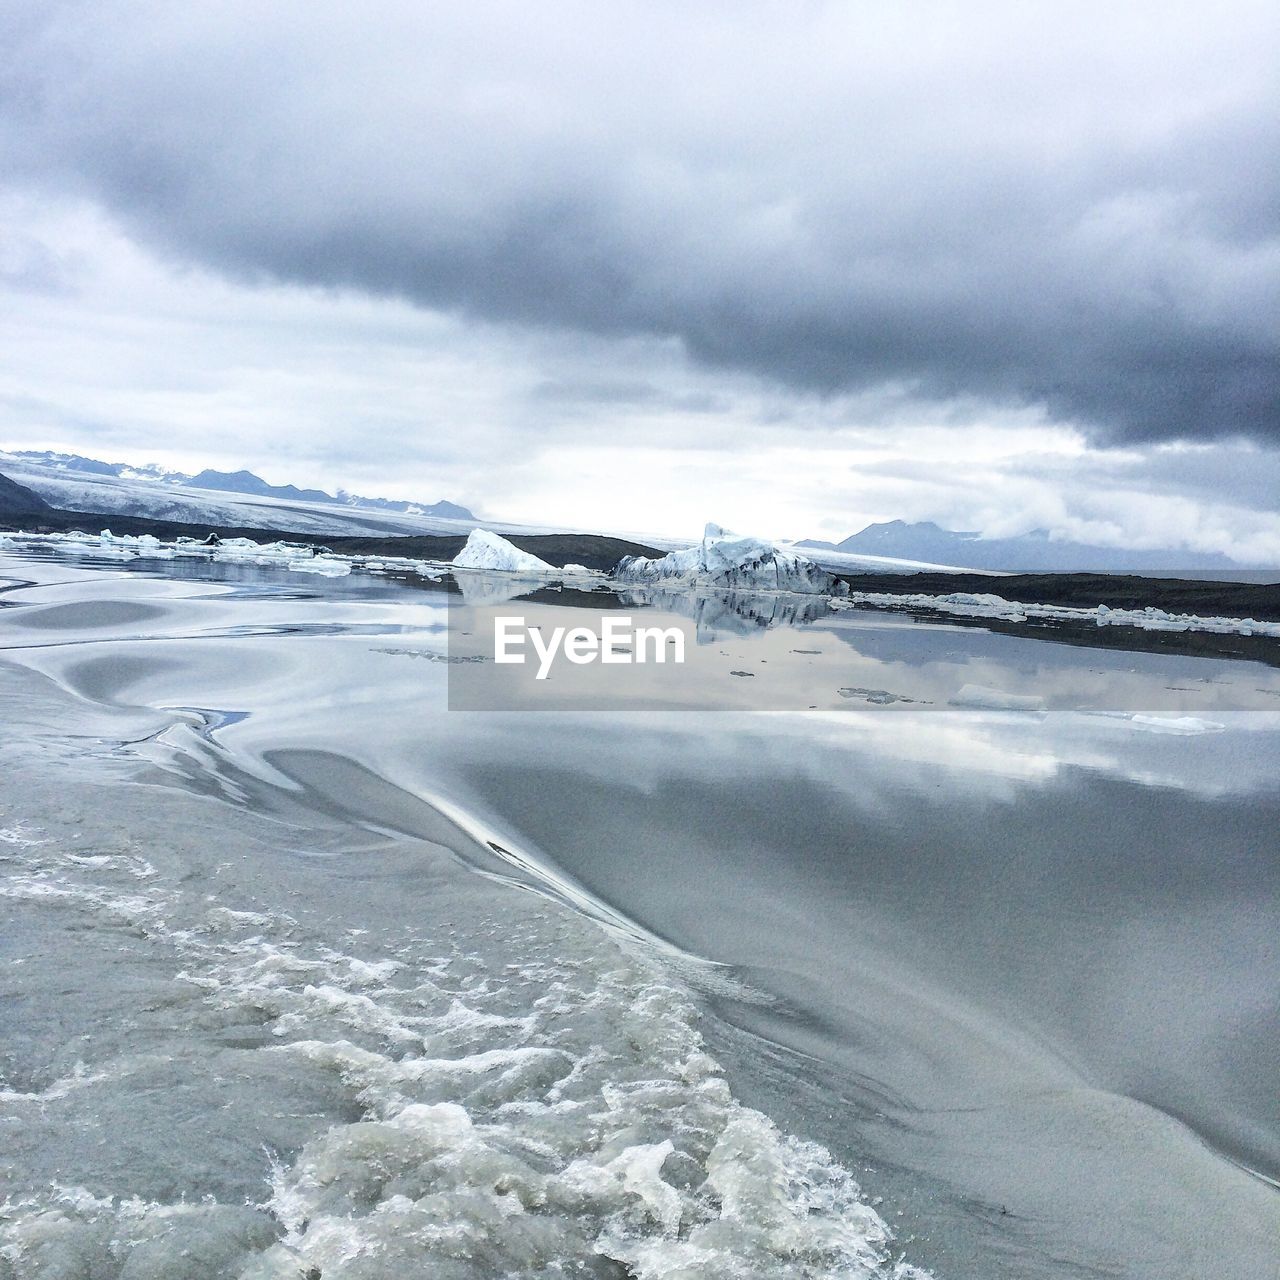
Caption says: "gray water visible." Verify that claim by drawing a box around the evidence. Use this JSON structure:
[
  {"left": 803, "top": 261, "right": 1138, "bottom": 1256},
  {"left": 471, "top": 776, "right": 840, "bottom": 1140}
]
[{"left": 1, "top": 547, "right": 1277, "bottom": 1279}]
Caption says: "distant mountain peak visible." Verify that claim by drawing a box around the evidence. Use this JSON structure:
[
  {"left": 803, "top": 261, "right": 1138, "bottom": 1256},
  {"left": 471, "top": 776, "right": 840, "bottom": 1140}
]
[
  {"left": 804, "top": 518, "right": 1243, "bottom": 572},
  {"left": 186, "top": 468, "right": 335, "bottom": 504}
]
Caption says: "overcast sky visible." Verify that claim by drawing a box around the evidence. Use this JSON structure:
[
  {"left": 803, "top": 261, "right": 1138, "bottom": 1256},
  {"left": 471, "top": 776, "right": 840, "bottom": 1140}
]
[{"left": 1, "top": 1, "right": 1277, "bottom": 556}]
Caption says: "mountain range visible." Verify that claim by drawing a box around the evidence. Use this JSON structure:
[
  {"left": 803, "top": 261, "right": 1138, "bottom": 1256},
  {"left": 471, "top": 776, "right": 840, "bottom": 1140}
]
[
  {"left": 7, "top": 451, "right": 473, "bottom": 521},
  {"left": 4, "top": 449, "right": 1270, "bottom": 574},
  {"left": 799, "top": 520, "right": 1257, "bottom": 573}
]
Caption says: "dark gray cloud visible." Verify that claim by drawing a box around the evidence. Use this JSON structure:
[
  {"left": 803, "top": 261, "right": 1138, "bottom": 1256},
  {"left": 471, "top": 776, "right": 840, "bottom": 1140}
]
[
  {"left": 2, "top": 1, "right": 1277, "bottom": 445},
  {"left": 1006, "top": 443, "right": 1280, "bottom": 513}
]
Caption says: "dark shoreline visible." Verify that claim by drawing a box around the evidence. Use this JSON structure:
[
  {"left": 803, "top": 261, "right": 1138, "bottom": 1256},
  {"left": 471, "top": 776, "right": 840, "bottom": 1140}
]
[{"left": 835, "top": 601, "right": 1280, "bottom": 669}]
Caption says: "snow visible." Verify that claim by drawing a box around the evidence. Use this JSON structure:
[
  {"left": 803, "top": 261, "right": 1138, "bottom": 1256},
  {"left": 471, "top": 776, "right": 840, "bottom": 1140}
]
[
  {"left": 614, "top": 523, "right": 846, "bottom": 595},
  {"left": 452, "top": 528, "right": 555, "bottom": 573},
  {"left": 831, "top": 589, "right": 1280, "bottom": 639}
]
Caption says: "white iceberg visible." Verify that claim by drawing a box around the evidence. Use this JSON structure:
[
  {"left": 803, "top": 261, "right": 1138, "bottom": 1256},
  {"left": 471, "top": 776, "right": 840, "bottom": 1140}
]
[
  {"left": 452, "top": 529, "right": 555, "bottom": 574},
  {"left": 614, "top": 523, "right": 845, "bottom": 595}
]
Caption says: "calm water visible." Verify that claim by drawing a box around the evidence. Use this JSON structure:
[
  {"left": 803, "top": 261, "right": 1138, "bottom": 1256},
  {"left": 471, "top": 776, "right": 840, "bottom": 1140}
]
[{"left": 1, "top": 548, "right": 1277, "bottom": 1279}]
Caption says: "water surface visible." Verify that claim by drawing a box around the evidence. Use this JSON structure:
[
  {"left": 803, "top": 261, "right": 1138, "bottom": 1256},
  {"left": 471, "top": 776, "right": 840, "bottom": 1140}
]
[{"left": 1, "top": 548, "right": 1276, "bottom": 1278}]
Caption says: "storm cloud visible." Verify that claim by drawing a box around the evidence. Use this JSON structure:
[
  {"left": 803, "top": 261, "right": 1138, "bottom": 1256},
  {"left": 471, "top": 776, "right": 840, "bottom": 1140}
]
[{"left": 2, "top": 1, "right": 1278, "bottom": 446}]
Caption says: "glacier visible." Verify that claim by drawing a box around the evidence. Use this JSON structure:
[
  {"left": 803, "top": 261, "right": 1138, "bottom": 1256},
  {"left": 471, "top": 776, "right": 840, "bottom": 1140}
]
[{"left": 614, "top": 523, "right": 847, "bottom": 595}]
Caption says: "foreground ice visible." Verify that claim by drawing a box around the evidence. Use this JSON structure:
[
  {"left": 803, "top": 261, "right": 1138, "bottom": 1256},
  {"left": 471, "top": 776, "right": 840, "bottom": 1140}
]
[
  {"left": 452, "top": 528, "right": 555, "bottom": 573},
  {"left": 615, "top": 523, "right": 846, "bottom": 595}
]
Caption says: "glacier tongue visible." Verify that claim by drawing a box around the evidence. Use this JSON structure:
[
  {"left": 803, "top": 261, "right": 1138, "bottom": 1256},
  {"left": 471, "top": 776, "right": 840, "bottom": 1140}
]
[
  {"left": 452, "top": 528, "right": 556, "bottom": 573},
  {"left": 615, "top": 522, "right": 845, "bottom": 595}
]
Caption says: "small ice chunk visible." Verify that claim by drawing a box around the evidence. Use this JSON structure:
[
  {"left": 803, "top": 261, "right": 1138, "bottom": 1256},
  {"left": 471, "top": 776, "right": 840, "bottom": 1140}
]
[
  {"left": 950, "top": 683, "right": 1047, "bottom": 712},
  {"left": 1130, "top": 714, "right": 1226, "bottom": 734}
]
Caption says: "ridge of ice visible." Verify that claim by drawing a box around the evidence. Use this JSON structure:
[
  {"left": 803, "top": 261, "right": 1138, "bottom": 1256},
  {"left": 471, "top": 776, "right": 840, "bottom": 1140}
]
[
  {"left": 830, "top": 588, "right": 1280, "bottom": 639},
  {"left": 614, "top": 522, "right": 846, "bottom": 595},
  {"left": 452, "top": 528, "right": 555, "bottom": 574}
]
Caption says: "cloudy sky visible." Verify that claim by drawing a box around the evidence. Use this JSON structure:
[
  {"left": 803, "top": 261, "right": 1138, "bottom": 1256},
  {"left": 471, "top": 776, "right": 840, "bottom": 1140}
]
[{"left": 1, "top": 1, "right": 1278, "bottom": 556}]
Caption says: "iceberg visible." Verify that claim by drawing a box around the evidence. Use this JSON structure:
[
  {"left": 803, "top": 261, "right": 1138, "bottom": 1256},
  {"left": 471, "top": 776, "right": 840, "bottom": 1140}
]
[
  {"left": 452, "top": 529, "right": 555, "bottom": 574},
  {"left": 614, "top": 523, "right": 846, "bottom": 595}
]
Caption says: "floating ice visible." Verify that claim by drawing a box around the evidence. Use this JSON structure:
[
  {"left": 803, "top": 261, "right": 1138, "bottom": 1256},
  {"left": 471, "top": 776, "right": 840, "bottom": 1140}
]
[
  {"left": 833, "top": 589, "right": 1280, "bottom": 640},
  {"left": 615, "top": 523, "right": 846, "bottom": 595},
  {"left": 0, "top": 528, "right": 451, "bottom": 582},
  {"left": 837, "top": 688, "right": 918, "bottom": 705},
  {"left": 452, "top": 528, "right": 556, "bottom": 573},
  {"left": 949, "top": 683, "right": 1048, "bottom": 713},
  {"left": 1082, "top": 711, "right": 1227, "bottom": 735}
]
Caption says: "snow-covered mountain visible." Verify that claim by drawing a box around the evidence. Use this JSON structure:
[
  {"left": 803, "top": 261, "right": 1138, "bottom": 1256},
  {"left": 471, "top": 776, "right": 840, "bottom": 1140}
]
[
  {"left": 0, "top": 450, "right": 479, "bottom": 538},
  {"left": 333, "top": 491, "right": 474, "bottom": 521},
  {"left": 7, "top": 451, "right": 473, "bottom": 523},
  {"left": 615, "top": 523, "right": 845, "bottom": 594},
  {"left": 182, "top": 468, "right": 336, "bottom": 505},
  {"left": 6, "top": 451, "right": 188, "bottom": 483},
  {"left": 800, "top": 520, "right": 1252, "bottom": 573}
]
